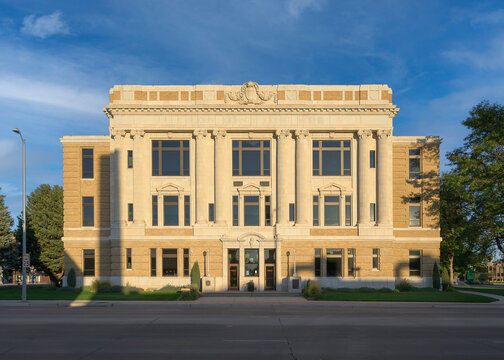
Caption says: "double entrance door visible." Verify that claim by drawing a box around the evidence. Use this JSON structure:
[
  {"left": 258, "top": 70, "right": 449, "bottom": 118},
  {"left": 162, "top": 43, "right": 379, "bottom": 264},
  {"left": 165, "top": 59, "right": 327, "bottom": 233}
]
[{"left": 227, "top": 249, "right": 276, "bottom": 291}]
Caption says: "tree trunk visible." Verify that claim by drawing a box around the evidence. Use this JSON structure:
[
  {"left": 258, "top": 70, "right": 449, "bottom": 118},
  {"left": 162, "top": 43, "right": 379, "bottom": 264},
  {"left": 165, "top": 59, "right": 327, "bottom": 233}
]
[{"left": 449, "top": 254, "right": 454, "bottom": 286}]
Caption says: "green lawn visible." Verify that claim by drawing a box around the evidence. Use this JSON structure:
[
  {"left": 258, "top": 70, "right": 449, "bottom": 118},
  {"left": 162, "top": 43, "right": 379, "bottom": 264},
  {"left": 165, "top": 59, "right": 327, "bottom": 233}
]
[
  {"left": 455, "top": 287, "right": 504, "bottom": 297},
  {"left": 317, "top": 288, "right": 496, "bottom": 303},
  {"left": 0, "top": 286, "right": 180, "bottom": 301}
]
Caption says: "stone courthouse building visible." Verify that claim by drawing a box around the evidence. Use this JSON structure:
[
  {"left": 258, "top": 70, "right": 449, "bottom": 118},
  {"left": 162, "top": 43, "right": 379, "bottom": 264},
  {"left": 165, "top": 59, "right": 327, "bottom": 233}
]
[{"left": 61, "top": 82, "right": 441, "bottom": 291}]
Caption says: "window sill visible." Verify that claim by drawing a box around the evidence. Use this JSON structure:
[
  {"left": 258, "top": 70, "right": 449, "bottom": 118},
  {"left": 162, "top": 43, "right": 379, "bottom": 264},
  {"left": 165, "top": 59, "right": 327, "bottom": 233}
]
[{"left": 80, "top": 178, "right": 95, "bottom": 181}]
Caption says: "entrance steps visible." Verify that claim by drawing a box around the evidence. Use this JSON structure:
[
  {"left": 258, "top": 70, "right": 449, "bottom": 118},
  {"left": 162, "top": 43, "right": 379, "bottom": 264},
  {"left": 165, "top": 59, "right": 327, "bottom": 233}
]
[{"left": 203, "top": 291, "right": 301, "bottom": 297}]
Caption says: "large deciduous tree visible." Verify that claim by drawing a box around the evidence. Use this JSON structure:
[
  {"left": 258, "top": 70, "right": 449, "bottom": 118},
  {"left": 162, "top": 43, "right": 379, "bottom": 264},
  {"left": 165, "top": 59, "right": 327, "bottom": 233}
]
[
  {"left": 0, "top": 188, "right": 17, "bottom": 278},
  {"left": 448, "top": 101, "right": 504, "bottom": 257},
  {"left": 23, "top": 185, "right": 64, "bottom": 286}
]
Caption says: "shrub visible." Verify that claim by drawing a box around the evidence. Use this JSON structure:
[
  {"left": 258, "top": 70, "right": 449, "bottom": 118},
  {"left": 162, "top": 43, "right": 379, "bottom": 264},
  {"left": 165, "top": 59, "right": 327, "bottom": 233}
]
[
  {"left": 377, "top": 287, "right": 393, "bottom": 293},
  {"left": 432, "top": 262, "right": 441, "bottom": 290},
  {"left": 90, "top": 280, "right": 111, "bottom": 293},
  {"left": 305, "top": 281, "right": 322, "bottom": 299},
  {"left": 159, "top": 285, "right": 182, "bottom": 292},
  {"left": 191, "top": 261, "right": 201, "bottom": 289},
  {"left": 178, "top": 288, "right": 201, "bottom": 301},
  {"left": 395, "top": 279, "right": 414, "bottom": 292},
  {"left": 441, "top": 267, "right": 450, "bottom": 290},
  {"left": 357, "top": 287, "right": 376, "bottom": 293},
  {"left": 67, "top": 268, "right": 76, "bottom": 288}
]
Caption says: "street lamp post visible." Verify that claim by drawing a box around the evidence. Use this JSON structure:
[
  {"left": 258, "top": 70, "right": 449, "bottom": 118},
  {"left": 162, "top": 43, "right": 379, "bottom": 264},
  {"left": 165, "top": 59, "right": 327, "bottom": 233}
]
[{"left": 12, "top": 128, "right": 27, "bottom": 302}]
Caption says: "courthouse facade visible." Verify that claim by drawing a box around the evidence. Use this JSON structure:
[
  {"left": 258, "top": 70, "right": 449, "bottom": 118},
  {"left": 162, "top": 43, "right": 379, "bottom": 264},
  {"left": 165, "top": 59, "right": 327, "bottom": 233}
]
[{"left": 61, "top": 82, "right": 441, "bottom": 291}]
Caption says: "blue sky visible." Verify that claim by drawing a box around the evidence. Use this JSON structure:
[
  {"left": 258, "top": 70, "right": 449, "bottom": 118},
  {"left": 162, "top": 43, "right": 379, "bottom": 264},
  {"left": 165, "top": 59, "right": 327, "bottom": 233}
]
[{"left": 1, "top": 0, "right": 503, "bottom": 218}]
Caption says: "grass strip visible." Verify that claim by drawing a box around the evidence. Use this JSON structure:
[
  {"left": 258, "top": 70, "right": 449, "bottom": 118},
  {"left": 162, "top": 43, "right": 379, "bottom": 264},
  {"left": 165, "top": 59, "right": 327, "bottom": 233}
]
[{"left": 454, "top": 287, "right": 504, "bottom": 297}]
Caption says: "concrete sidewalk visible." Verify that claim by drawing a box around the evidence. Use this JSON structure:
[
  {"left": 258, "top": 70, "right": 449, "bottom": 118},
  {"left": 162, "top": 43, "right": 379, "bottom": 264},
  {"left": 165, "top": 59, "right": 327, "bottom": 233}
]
[{"left": 455, "top": 289, "right": 504, "bottom": 304}]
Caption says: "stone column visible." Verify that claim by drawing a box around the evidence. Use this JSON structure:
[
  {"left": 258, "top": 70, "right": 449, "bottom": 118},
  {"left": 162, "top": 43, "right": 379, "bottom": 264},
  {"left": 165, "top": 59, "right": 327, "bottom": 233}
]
[
  {"left": 357, "top": 130, "right": 373, "bottom": 225},
  {"left": 194, "top": 129, "right": 211, "bottom": 224},
  {"left": 213, "top": 130, "right": 229, "bottom": 225},
  {"left": 295, "top": 129, "right": 311, "bottom": 225},
  {"left": 275, "top": 129, "right": 291, "bottom": 225},
  {"left": 377, "top": 129, "right": 393, "bottom": 226},
  {"left": 131, "top": 129, "right": 145, "bottom": 225}
]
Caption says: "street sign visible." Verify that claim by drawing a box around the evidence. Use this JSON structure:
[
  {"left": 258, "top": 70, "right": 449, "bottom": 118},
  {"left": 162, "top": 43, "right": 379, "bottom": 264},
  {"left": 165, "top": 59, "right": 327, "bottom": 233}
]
[{"left": 23, "top": 254, "right": 30, "bottom": 268}]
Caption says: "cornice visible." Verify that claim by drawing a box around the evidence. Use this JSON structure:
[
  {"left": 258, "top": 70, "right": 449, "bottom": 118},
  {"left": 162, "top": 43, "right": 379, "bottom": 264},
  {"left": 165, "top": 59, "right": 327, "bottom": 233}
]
[{"left": 103, "top": 105, "right": 399, "bottom": 118}]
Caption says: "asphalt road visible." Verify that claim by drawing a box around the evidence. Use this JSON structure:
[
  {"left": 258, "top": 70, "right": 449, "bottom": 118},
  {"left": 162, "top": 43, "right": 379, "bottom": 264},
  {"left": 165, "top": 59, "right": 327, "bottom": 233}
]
[{"left": 1, "top": 303, "right": 504, "bottom": 360}]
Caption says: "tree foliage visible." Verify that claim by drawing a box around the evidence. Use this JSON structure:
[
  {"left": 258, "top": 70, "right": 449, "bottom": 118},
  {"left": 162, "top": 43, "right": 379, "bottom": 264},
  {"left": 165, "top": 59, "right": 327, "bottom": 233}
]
[
  {"left": 191, "top": 261, "right": 200, "bottom": 289},
  {"left": 432, "top": 262, "right": 440, "bottom": 290},
  {"left": 23, "top": 185, "right": 64, "bottom": 286},
  {"left": 448, "top": 101, "right": 504, "bottom": 256},
  {"left": 0, "top": 188, "right": 17, "bottom": 275}
]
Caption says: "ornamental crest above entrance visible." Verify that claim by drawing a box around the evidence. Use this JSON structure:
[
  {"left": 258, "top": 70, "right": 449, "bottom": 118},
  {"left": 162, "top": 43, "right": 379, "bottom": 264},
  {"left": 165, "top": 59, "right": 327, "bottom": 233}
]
[{"left": 225, "top": 81, "right": 277, "bottom": 105}]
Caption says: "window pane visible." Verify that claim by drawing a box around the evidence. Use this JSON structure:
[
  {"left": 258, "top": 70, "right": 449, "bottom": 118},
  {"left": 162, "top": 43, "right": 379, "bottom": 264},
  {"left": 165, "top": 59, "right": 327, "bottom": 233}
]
[
  {"left": 245, "top": 249, "right": 259, "bottom": 276},
  {"left": 409, "top": 258, "right": 421, "bottom": 276},
  {"left": 183, "top": 249, "right": 189, "bottom": 276},
  {"left": 313, "top": 150, "right": 319, "bottom": 175},
  {"left": 82, "top": 149, "right": 93, "bottom": 178},
  {"left": 409, "top": 206, "right": 421, "bottom": 227},
  {"left": 242, "top": 151, "right": 261, "bottom": 175},
  {"left": 314, "top": 249, "right": 321, "bottom": 276},
  {"left": 324, "top": 204, "right": 340, "bottom": 226},
  {"left": 83, "top": 249, "right": 95, "bottom": 276},
  {"left": 313, "top": 140, "right": 319, "bottom": 147},
  {"left": 343, "top": 140, "right": 350, "bottom": 148},
  {"left": 127, "top": 150, "right": 133, "bottom": 168},
  {"left": 263, "top": 150, "right": 270, "bottom": 175},
  {"left": 343, "top": 150, "right": 351, "bottom": 175},
  {"left": 83, "top": 197, "right": 94, "bottom": 227},
  {"left": 233, "top": 196, "right": 239, "bottom": 226},
  {"left": 242, "top": 140, "right": 260, "bottom": 148},
  {"left": 372, "top": 248, "right": 380, "bottom": 270},
  {"left": 264, "top": 249, "right": 276, "bottom": 264},
  {"left": 163, "top": 196, "right": 179, "bottom": 226},
  {"left": 244, "top": 196, "right": 259, "bottom": 226},
  {"left": 152, "top": 150, "right": 159, "bottom": 176},
  {"left": 184, "top": 196, "right": 190, "bottom": 226},
  {"left": 209, "top": 203, "right": 214, "bottom": 222},
  {"left": 128, "top": 203, "right": 133, "bottom": 222},
  {"left": 348, "top": 249, "right": 355, "bottom": 277},
  {"left": 289, "top": 203, "right": 295, "bottom": 222},
  {"left": 370, "top": 203, "right": 376, "bottom": 222},
  {"left": 370, "top": 150, "right": 376, "bottom": 168},
  {"left": 152, "top": 196, "right": 158, "bottom": 226},
  {"left": 322, "top": 141, "right": 340, "bottom": 148},
  {"left": 322, "top": 150, "right": 341, "bottom": 175},
  {"left": 183, "top": 150, "right": 189, "bottom": 176},
  {"left": 126, "top": 248, "right": 132, "bottom": 269},
  {"left": 150, "top": 248, "right": 156, "bottom": 277},
  {"left": 345, "top": 206, "right": 351, "bottom": 226},
  {"left": 232, "top": 150, "right": 239, "bottom": 175},
  {"left": 409, "top": 149, "right": 420, "bottom": 156},
  {"left": 162, "top": 141, "right": 179, "bottom": 148},
  {"left": 161, "top": 151, "right": 180, "bottom": 176},
  {"left": 162, "top": 258, "right": 177, "bottom": 276},
  {"left": 327, "top": 258, "right": 342, "bottom": 277},
  {"left": 228, "top": 249, "right": 239, "bottom": 264},
  {"left": 409, "top": 158, "right": 420, "bottom": 178}
]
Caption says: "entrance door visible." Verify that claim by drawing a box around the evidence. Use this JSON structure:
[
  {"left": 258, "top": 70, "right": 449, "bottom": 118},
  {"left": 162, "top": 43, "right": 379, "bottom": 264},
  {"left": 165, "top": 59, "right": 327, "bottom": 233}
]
[
  {"left": 265, "top": 265, "right": 276, "bottom": 290},
  {"left": 229, "top": 265, "right": 239, "bottom": 290}
]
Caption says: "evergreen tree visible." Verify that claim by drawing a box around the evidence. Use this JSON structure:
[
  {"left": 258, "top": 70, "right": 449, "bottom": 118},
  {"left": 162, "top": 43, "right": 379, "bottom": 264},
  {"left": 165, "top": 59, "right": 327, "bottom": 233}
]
[
  {"left": 25, "top": 185, "right": 64, "bottom": 286},
  {"left": 0, "top": 188, "right": 17, "bottom": 278}
]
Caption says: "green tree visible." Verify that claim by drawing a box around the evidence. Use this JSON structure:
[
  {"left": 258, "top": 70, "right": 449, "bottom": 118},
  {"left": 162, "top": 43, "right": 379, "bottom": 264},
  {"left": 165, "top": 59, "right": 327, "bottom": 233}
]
[
  {"left": 0, "top": 188, "right": 17, "bottom": 278},
  {"left": 432, "top": 262, "right": 441, "bottom": 290},
  {"left": 24, "top": 185, "right": 64, "bottom": 286},
  {"left": 191, "top": 261, "right": 200, "bottom": 289},
  {"left": 448, "top": 101, "right": 504, "bottom": 257}
]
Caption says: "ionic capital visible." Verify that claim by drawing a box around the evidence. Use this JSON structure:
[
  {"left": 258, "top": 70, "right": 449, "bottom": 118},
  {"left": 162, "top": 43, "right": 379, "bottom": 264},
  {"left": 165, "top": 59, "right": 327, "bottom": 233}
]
[
  {"left": 377, "top": 129, "right": 393, "bottom": 139},
  {"left": 193, "top": 129, "right": 210, "bottom": 140},
  {"left": 212, "top": 129, "right": 227, "bottom": 139},
  {"left": 294, "top": 129, "right": 310, "bottom": 139},
  {"left": 110, "top": 128, "right": 127, "bottom": 140},
  {"left": 130, "top": 129, "right": 145, "bottom": 139},
  {"left": 357, "top": 129, "right": 373, "bottom": 139}
]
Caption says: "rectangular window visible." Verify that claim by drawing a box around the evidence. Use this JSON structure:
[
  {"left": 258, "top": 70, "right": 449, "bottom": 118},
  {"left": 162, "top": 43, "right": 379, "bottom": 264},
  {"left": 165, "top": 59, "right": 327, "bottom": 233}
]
[
  {"left": 233, "top": 196, "right": 239, "bottom": 226},
  {"left": 326, "top": 248, "right": 342, "bottom": 277},
  {"left": 409, "top": 250, "right": 421, "bottom": 276},
  {"left": 150, "top": 248, "right": 157, "bottom": 277},
  {"left": 184, "top": 195, "right": 190, "bottom": 226},
  {"left": 82, "top": 197, "right": 94, "bottom": 227},
  {"left": 209, "top": 203, "right": 214, "bottom": 222},
  {"left": 409, "top": 148, "right": 421, "bottom": 179},
  {"left": 244, "top": 196, "right": 259, "bottom": 226},
  {"left": 347, "top": 248, "right": 356, "bottom": 277},
  {"left": 228, "top": 249, "right": 239, "bottom": 264},
  {"left": 83, "top": 249, "right": 95, "bottom": 276},
  {"left": 163, "top": 196, "right": 179, "bottom": 226},
  {"left": 313, "top": 196, "right": 319, "bottom": 226},
  {"left": 264, "top": 249, "right": 276, "bottom": 264},
  {"left": 313, "top": 140, "right": 351, "bottom": 176},
  {"left": 82, "top": 148, "right": 94, "bottom": 179},
  {"left": 183, "top": 249, "right": 189, "bottom": 276},
  {"left": 232, "top": 140, "right": 270, "bottom": 176},
  {"left": 345, "top": 196, "right": 351, "bottom": 226},
  {"left": 152, "top": 140, "right": 189, "bottom": 176},
  {"left": 265, "top": 196, "right": 271, "bottom": 226},
  {"left": 128, "top": 203, "right": 133, "bottom": 222},
  {"left": 289, "top": 203, "right": 295, "bottom": 222},
  {"left": 315, "top": 248, "right": 321, "bottom": 276},
  {"left": 126, "top": 248, "right": 132, "bottom": 269},
  {"left": 162, "top": 249, "right": 177, "bottom": 276},
  {"left": 370, "top": 150, "right": 376, "bottom": 168},
  {"left": 324, "top": 196, "right": 340, "bottom": 226},
  {"left": 245, "top": 249, "right": 259, "bottom": 276},
  {"left": 409, "top": 197, "right": 421, "bottom": 227},
  {"left": 152, "top": 196, "right": 158, "bottom": 226},
  {"left": 127, "top": 150, "right": 133, "bottom": 169},
  {"left": 372, "top": 248, "right": 380, "bottom": 270},
  {"left": 370, "top": 203, "right": 376, "bottom": 222}
]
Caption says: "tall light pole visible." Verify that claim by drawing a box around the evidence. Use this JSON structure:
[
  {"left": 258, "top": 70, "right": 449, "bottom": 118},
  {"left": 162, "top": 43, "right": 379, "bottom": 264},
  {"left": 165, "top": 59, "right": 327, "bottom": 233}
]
[{"left": 12, "top": 128, "right": 27, "bottom": 302}]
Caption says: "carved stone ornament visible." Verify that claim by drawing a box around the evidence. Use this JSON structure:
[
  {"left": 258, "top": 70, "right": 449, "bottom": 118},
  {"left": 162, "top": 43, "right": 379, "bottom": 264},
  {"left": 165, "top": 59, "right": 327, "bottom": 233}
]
[
  {"left": 130, "top": 129, "right": 145, "bottom": 139},
  {"left": 193, "top": 129, "right": 210, "bottom": 140},
  {"left": 294, "top": 129, "right": 310, "bottom": 139},
  {"left": 275, "top": 129, "right": 291, "bottom": 139},
  {"left": 110, "top": 128, "right": 127, "bottom": 139},
  {"left": 212, "top": 129, "right": 227, "bottom": 138},
  {"left": 377, "top": 129, "right": 393, "bottom": 139},
  {"left": 225, "top": 81, "right": 277, "bottom": 105},
  {"left": 357, "top": 129, "right": 373, "bottom": 139}
]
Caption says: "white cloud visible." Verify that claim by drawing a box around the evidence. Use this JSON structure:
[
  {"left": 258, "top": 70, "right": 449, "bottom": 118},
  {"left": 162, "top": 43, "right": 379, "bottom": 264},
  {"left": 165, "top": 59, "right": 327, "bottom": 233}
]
[
  {"left": 286, "top": 0, "right": 323, "bottom": 18},
  {"left": 443, "top": 33, "right": 504, "bottom": 70},
  {"left": 21, "top": 12, "right": 69, "bottom": 39}
]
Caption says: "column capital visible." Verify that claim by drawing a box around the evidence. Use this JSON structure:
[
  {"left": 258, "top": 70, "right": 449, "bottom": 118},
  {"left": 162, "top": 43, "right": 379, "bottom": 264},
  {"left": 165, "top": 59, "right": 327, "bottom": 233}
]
[
  {"left": 212, "top": 129, "right": 227, "bottom": 139},
  {"left": 357, "top": 129, "right": 373, "bottom": 139},
  {"left": 130, "top": 129, "right": 145, "bottom": 139},
  {"left": 110, "top": 128, "right": 127, "bottom": 140},
  {"left": 193, "top": 129, "right": 210, "bottom": 140},
  {"left": 377, "top": 129, "right": 393, "bottom": 139},
  {"left": 275, "top": 129, "right": 291, "bottom": 139},
  {"left": 294, "top": 129, "right": 310, "bottom": 139}
]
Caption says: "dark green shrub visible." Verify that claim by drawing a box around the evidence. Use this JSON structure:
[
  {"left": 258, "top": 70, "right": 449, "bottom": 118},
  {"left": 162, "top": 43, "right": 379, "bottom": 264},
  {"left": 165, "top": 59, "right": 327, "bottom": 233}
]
[
  {"left": 90, "top": 280, "right": 111, "bottom": 293},
  {"left": 441, "top": 267, "right": 450, "bottom": 290},
  {"left": 395, "top": 279, "right": 414, "bottom": 292},
  {"left": 306, "top": 281, "right": 322, "bottom": 299},
  {"left": 377, "top": 287, "right": 393, "bottom": 293},
  {"left": 178, "top": 288, "right": 201, "bottom": 301},
  {"left": 159, "top": 285, "right": 182, "bottom": 292},
  {"left": 357, "top": 287, "right": 376, "bottom": 293},
  {"left": 191, "top": 261, "right": 201, "bottom": 289},
  {"left": 67, "top": 268, "right": 76, "bottom": 288},
  {"left": 432, "top": 262, "right": 441, "bottom": 290}
]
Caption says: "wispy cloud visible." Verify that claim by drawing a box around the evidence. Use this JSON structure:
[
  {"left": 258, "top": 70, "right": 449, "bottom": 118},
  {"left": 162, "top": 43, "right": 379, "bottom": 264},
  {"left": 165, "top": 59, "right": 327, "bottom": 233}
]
[
  {"left": 286, "top": 0, "right": 324, "bottom": 18},
  {"left": 21, "top": 11, "right": 69, "bottom": 39},
  {"left": 443, "top": 33, "right": 504, "bottom": 70}
]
